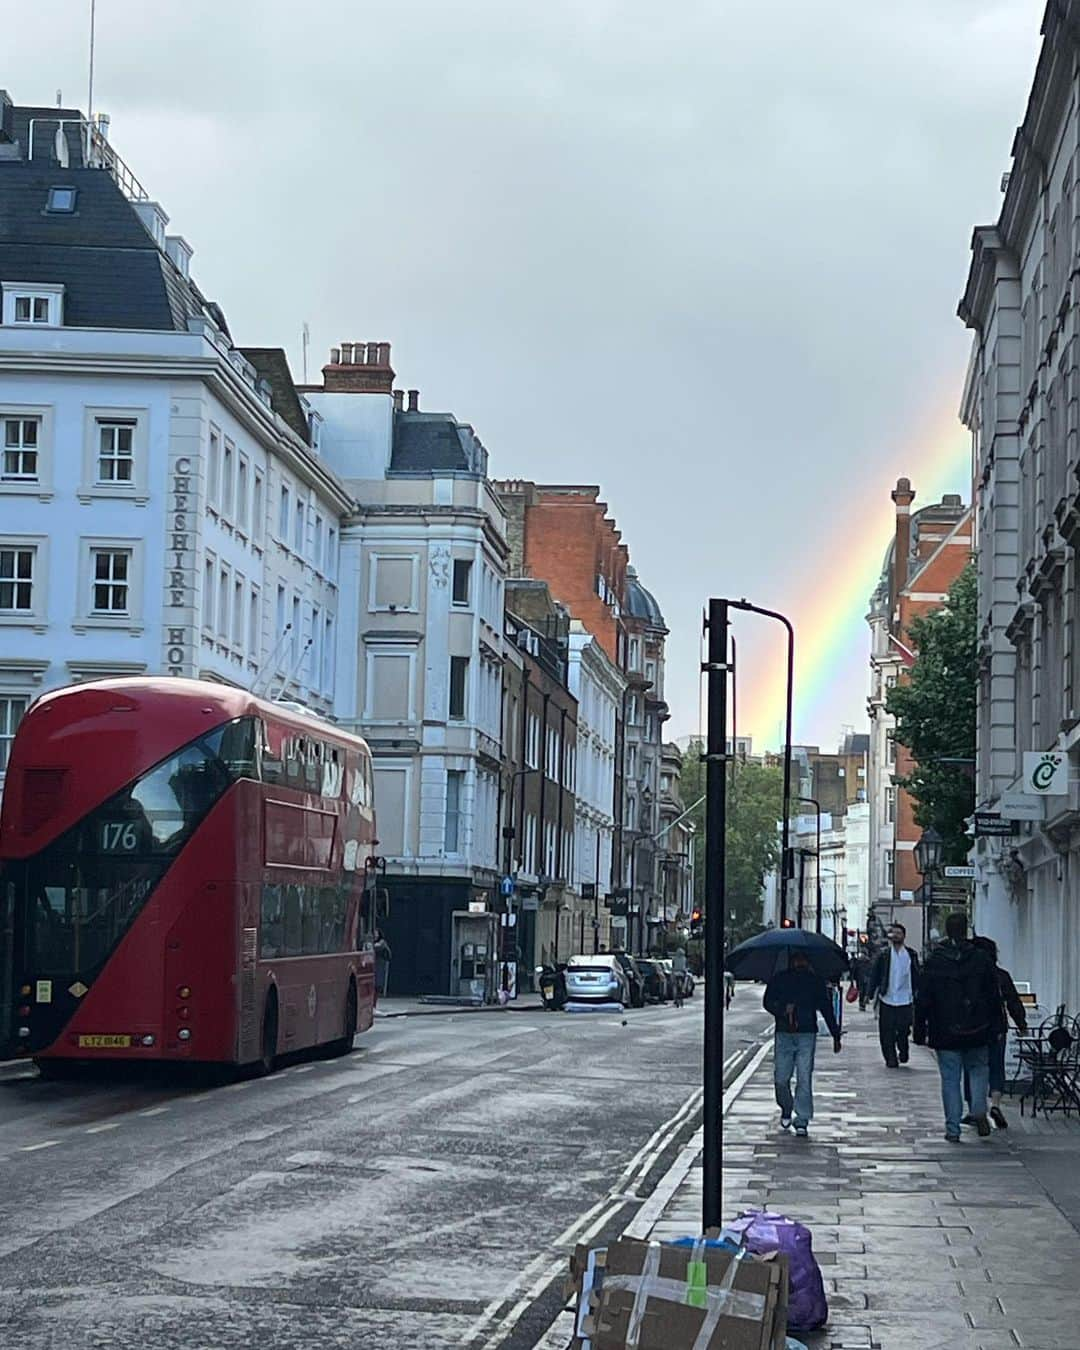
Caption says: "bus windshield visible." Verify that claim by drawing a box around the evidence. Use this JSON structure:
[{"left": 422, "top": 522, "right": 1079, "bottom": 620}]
[{"left": 10, "top": 718, "right": 257, "bottom": 981}]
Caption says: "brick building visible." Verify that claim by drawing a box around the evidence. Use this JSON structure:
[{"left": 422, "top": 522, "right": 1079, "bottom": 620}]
[
  {"left": 495, "top": 481, "right": 629, "bottom": 665},
  {"left": 866, "top": 479, "right": 972, "bottom": 948}
]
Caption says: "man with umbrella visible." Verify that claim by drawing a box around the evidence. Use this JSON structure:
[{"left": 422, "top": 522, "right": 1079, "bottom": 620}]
[{"left": 727, "top": 929, "right": 845, "bottom": 1139}]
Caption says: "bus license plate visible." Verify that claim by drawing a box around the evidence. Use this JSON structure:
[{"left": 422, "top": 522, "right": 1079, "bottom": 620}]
[{"left": 78, "top": 1035, "right": 131, "bottom": 1048}]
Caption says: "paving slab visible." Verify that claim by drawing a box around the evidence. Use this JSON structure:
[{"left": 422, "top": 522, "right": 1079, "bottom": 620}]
[{"left": 643, "top": 1007, "right": 1080, "bottom": 1348}]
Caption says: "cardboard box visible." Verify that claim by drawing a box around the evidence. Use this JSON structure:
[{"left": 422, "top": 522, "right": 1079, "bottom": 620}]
[{"left": 570, "top": 1238, "right": 788, "bottom": 1350}]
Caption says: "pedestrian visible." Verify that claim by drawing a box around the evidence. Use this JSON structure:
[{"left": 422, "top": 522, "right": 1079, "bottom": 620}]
[
  {"left": 962, "top": 936, "right": 1028, "bottom": 1130},
  {"left": 373, "top": 928, "right": 392, "bottom": 998},
  {"left": 849, "top": 953, "right": 871, "bottom": 1010},
  {"left": 724, "top": 970, "right": 736, "bottom": 1010},
  {"left": 913, "top": 911, "right": 1001, "bottom": 1143},
  {"left": 671, "top": 946, "right": 688, "bottom": 1008},
  {"left": 867, "top": 923, "right": 920, "bottom": 1068},
  {"left": 763, "top": 951, "right": 842, "bottom": 1139}
]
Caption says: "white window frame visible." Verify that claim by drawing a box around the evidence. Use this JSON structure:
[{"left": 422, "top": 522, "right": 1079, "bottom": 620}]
[
  {"left": 222, "top": 439, "right": 236, "bottom": 520},
  {"left": 363, "top": 646, "right": 417, "bottom": 723},
  {"left": 293, "top": 498, "right": 305, "bottom": 555},
  {"left": 79, "top": 406, "right": 149, "bottom": 504},
  {"left": 236, "top": 453, "right": 250, "bottom": 538},
  {"left": 0, "top": 404, "right": 53, "bottom": 498},
  {"left": 0, "top": 692, "right": 29, "bottom": 775},
  {"left": 326, "top": 527, "right": 337, "bottom": 582},
  {"left": 2, "top": 282, "right": 64, "bottom": 328},
  {"left": 0, "top": 538, "right": 46, "bottom": 625},
  {"left": 248, "top": 583, "right": 260, "bottom": 660},
  {"left": 74, "top": 537, "right": 143, "bottom": 632},
  {"left": 314, "top": 514, "right": 324, "bottom": 573},
  {"left": 252, "top": 468, "right": 265, "bottom": 549},
  {"left": 368, "top": 552, "right": 420, "bottom": 613},
  {"left": 444, "top": 768, "right": 465, "bottom": 855},
  {"left": 208, "top": 426, "right": 222, "bottom": 510},
  {"left": 203, "top": 551, "right": 217, "bottom": 633},
  {"left": 278, "top": 484, "right": 291, "bottom": 541},
  {"left": 232, "top": 574, "right": 245, "bottom": 649},
  {"left": 89, "top": 547, "right": 133, "bottom": 618},
  {"left": 449, "top": 655, "right": 470, "bottom": 722},
  {"left": 372, "top": 762, "right": 412, "bottom": 858},
  {"left": 452, "top": 558, "right": 473, "bottom": 607},
  {"left": 322, "top": 614, "right": 334, "bottom": 692},
  {"left": 218, "top": 563, "right": 231, "bottom": 640}
]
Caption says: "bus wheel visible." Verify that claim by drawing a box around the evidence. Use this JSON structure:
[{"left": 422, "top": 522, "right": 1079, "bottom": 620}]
[
  {"left": 259, "top": 990, "right": 279, "bottom": 1076},
  {"left": 330, "top": 979, "right": 358, "bottom": 1057},
  {"left": 34, "top": 1058, "right": 80, "bottom": 1082}
]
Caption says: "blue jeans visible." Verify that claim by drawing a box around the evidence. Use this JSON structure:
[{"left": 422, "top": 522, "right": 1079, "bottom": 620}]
[
  {"left": 937, "top": 1045, "right": 989, "bottom": 1137},
  {"left": 774, "top": 1032, "right": 817, "bottom": 1126}
]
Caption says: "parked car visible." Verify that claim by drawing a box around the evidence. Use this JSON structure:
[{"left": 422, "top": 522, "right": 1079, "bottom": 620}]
[
  {"left": 637, "top": 958, "right": 670, "bottom": 1003},
  {"left": 564, "top": 954, "right": 629, "bottom": 1005},
  {"left": 611, "top": 952, "right": 647, "bottom": 1008},
  {"left": 656, "top": 959, "right": 680, "bottom": 1000}
]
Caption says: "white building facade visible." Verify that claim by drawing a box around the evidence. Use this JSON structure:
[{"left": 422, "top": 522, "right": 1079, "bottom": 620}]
[
  {"left": 959, "top": 5, "right": 1080, "bottom": 1014},
  {"left": 302, "top": 345, "right": 510, "bottom": 995},
  {"left": 0, "top": 98, "right": 350, "bottom": 785},
  {"left": 567, "top": 618, "right": 625, "bottom": 948}
]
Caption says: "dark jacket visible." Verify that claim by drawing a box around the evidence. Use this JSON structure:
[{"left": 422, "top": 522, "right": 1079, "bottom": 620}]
[
  {"left": 763, "top": 968, "right": 841, "bottom": 1038},
  {"left": 996, "top": 966, "right": 1028, "bottom": 1033},
  {"left": 867, "top": 945, "right": 920, "bottom": 1004},
  {"left": 913, "top": 940, "right": 1002, "bottom": 1050}
]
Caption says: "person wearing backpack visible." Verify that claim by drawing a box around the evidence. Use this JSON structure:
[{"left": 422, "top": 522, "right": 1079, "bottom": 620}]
[{"left": 913, "top": 911, "right": 1002, "bottom": 1142}]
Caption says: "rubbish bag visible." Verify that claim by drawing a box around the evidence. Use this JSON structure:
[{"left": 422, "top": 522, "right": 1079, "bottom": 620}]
[{"left": 723, "top": 1210, "right": 828, "bottom": 1333}]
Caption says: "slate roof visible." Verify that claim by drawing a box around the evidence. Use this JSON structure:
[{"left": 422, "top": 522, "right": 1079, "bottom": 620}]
[
  {"left": 241, "top": 348, "right": 311, "bottom": 443},
  {"left": 0, "top": 100, "right": 222, "bottom": 334},
  {"left": 390, "top": 411, "right": 488, "bottom": 475},
  {"left": 625, "top": 566, "right": 666, "bottom": 628}
]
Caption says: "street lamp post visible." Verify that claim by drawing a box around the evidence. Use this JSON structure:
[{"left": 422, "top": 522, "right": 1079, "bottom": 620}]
[
  {"left": 702, "top": 598, "right": 729, "bottom": 1231},
  {"left": 914, "top": 826, "right": 943, "bottom": 955}
]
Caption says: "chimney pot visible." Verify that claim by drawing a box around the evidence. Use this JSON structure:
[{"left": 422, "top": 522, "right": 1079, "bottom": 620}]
[
  {"left": 330, "top": 346, "right": 341, "bottom": 365},
  {"left": 367, "top": 342, "right": 380, "bottom": 364},
  {"left": 392, "top": 389, "right": 404, "bottom": 412},
  {"left": 377, "top": 342, "right": 391, "bottom": 365},
  {"left": 340, "top": 342, "right": 353, "bottom": 364},
  {"left": 407, "top": 389, "right": 419, "bottom": 412}
]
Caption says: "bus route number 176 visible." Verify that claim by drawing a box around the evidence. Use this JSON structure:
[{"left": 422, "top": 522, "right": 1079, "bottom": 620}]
[{"left": 99, "top": 821, "right": 140, "bottom": 853}]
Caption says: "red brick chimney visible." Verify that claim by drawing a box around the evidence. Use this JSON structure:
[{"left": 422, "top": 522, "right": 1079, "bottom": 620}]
[
  {"left": 320, "top": 340, "right": 395, "bottom": 394},
  {"left": 890, "top": 477, "right": 916, "bottom": 616}
]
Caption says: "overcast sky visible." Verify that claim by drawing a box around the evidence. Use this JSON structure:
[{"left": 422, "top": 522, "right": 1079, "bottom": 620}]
[{"left": 8, "top": 0, "right": 1045, "bottom": 748}]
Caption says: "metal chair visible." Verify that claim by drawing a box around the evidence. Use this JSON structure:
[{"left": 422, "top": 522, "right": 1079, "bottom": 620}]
[{"left": 1018, "top": 1013, "right": 1080, "bottom": 1118}]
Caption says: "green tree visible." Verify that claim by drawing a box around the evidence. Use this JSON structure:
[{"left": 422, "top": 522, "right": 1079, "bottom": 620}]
[
  {"left": 885, "top": 563, "right": 976, "bottom": 863},
  {"left": 679, "top": 746, "right": 783, "bottom": 947}
]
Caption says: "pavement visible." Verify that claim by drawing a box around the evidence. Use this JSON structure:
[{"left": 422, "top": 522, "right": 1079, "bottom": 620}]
[
  {"left": 637, "top": 1003, "right": 1080, "bottom": 1350},
  {"left": 0, "top": 991, "right": 766, "bottom": 1350},
  {"left": 375, "top": 993, "right": 547, "bottom": 1017}
]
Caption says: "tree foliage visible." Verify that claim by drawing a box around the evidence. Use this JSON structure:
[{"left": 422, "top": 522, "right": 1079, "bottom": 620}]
[
  {"left": 680, "top": 747, "right": 783, "bottom": 947},
  {"left": 885, "top": 564, "right": 977, "bottom": 863}
]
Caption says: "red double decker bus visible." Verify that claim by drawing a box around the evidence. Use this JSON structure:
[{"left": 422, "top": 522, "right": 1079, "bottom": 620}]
[{"left": 1, "top": 677, "right": 379, "bottom": 1073}]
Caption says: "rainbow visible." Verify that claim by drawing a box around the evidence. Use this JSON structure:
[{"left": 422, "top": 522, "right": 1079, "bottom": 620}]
[{"left": 741, "top": 396, "right": 971, "bottom": 750}]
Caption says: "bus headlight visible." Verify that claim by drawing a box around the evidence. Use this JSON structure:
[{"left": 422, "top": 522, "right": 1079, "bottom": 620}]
[
  {"left": 17, "top": 1027, "right": 29, "bottom": 1038},
  {"left": 177, "top": 1028, "right": 192, "bottom": 1041},
  {"left": 141, "top": 1034, "right": 155, "bottom": 1047}
]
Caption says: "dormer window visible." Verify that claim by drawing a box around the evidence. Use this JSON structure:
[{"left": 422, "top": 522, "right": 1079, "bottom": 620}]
[
  {"left": 46, "top": 186, "right": 77, "bottom": 213},
  {"left": 2, "top": 283, "right": 64, "bottom": 328}
]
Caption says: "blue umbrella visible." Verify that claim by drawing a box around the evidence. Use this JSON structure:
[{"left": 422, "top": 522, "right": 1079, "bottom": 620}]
[{"left": 724, "top": 928, "right": 848, "bottom": 982}]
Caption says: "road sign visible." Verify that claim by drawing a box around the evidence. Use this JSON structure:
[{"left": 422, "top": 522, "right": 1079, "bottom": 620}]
[
  {"left": 943, "top": 865, "right": 976, "bottom": 879},
  {"left": 974, "top": 812, "right": 1014, "bottom": 838},
  {"left": 1022, "top": 750, "right": 1068, "bottom": 796},
  {"left": 999, "top": 793, "right": 1045, "bottom": 821},
  {"left": 500, "top": 876, "right": 515, "bottom": 898}
]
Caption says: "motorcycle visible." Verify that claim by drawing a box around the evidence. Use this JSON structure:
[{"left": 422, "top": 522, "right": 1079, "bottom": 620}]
[{"left": 536, "top": 963, "right": 567, "bottom": 1011}]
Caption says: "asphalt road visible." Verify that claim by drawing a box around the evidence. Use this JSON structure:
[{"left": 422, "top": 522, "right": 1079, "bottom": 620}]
[{"left": 0, "top": 992, "right": 769, "bottom": 1350}]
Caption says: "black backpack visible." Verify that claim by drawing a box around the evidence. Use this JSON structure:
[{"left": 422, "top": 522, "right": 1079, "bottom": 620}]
[{"left": 931, "top": 947, "right": 998, "bottom": 1044}]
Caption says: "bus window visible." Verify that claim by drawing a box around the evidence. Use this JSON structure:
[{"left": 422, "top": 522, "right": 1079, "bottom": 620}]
[
  {"left": 283, "top": 884, "right": 302, "bottom": 955},
  {"left": 304, "top": 743, "right": 321, "bottom": 791},
  {"left": 260, "top": 883, "right": 284, "bottom": 958},
  {"left": 218, "top": 718, "right": 259, "bottom": 780}
]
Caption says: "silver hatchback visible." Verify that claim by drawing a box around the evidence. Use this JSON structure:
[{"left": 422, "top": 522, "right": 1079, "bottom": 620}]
[{"left": 564, "top": 954, "right": 628, "bottom": 1004}]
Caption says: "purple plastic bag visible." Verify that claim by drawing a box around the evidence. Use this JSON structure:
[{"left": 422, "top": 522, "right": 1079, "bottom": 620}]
[{"left": 723, "top": 1209, "right": 828, "bottom": 1333}]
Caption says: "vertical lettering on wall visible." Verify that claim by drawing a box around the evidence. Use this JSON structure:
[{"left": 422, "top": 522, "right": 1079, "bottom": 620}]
[{"left": 163, "top": 428, "right": 198, "bottom": 674}]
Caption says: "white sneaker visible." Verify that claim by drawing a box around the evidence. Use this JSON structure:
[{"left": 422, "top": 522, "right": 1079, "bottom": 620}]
[{"left": 780, "top": 1115, "right": 792, "bottom": 1130}]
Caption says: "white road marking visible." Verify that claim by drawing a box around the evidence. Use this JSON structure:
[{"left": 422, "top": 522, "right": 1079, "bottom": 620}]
[
  {"left": 293, "top": 1065, "right": 315, "bottom": 1074},
  {"left": 85, "top": 1122, "right": 120, "bottom": 1134},
  {"left": 139, "top": 1106, "right": 169, "bottom": 1117},
  {"left": 225, "top": 1081, "right": 252, "bottom": 1091},
  {"left": 464, "top": 1034, "right": 771, "bottom": 1350},
  {"left": 19, "top": 1140, "right": 59, "bottom": 1152}
]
